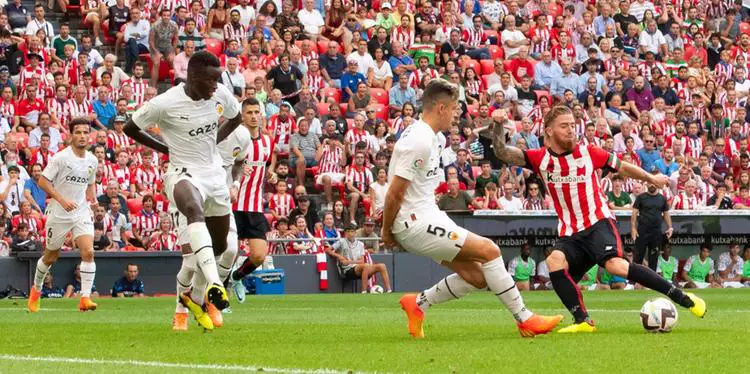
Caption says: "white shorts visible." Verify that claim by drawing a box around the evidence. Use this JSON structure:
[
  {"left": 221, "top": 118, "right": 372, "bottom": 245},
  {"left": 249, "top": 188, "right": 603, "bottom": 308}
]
[
  {"left": 45, "top": 213, "right": 94, "bottom": 250},
  {"left": 679, "top": 281, "right": 710, "bottom": 289},
  {"left": 169, "top": 194, "right": 238, "bottom": 246},
  {"left": 722, "top": 281, "right": 744, "bottom": 289},
  {"left": 393, "top": 211, "right": 468, "bottom": 263},
  {"left": 164, "top": 166, "right": 231, "bottom": 218},
  {"left": 316, "top": 172, "right": 345, "bottom": 185}
]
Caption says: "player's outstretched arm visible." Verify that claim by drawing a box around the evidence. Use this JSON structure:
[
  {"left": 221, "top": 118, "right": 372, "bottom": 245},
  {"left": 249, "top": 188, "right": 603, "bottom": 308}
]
[
  {"left": 490, "top": 109, "right": 527, "bottom": 167},
  {"left": 618, "top": 161, "right": 669, "bottom": 189},
  {"left": 382, "top": 175, "right": 409, "bottom": 249},
  {"left": 123, "top": 120, "right": 169, "bottom": 155},
  {"left": 217, "top": 113, "right": 243, "bottom": 143}
]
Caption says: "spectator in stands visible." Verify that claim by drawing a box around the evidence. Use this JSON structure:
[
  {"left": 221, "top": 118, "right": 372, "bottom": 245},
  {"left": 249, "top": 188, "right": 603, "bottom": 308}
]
[
  {"left": 221, "top": 56, "right": 245, "bottom": 97},
  {"left": 93, "top": 222, "right": 113, "bottom": 251},
  {"left": 0, "top": 165, "right": 25, "bottom": 214},
  {"left": 298, "top": 0, "right": 325, "bottom": 40},
  {"left": 316, "top": 134, "right": 346, "bottom": 208},
  {"left": 290, "top": 118, "right": 320, "bottom": 186},
  {"left": 320, "top": 41, "right": 345, "bottom": 88},
  {"left": 672, "top": 179, "right": 703, "bottom": 210},
  {"left": 499, "top": 181, "right": 523, "bottom": 211},
  {"left": 93, "top": 86, "right": 116, "bottom": 128},
  {"left": 269, "top": 179, "right": 295, "bottom": 221},
  {"left": 5, "top": 0, "right": 30, "bottom": 34},
  {"left": 509, "top": 244, "right": 536, "bottom": 291},
  {"left": 718, "top": 242, "right": 745, "bottom": 288},
  {"left": 733, "top": 186, "right": 750, "bottom": 209},
  {"left": 551, "top": 60, "right": 579, "bottom": 101},
  {"left": 178, "top": 18, "right": 205, "bottom": 51},
  {"left": 112, "top": 264, "right": 145, "bottom": 297},
  {"left": 10, "top": 221, "right": 41, "bottom": 251},
  {"left": 654, "top": 148, "right": 679, "bottom": 176},
  {"left": 329, "top": 224, "right": 392, "bottom": 293},
  {"left": 511, "top": 117, "right": 540, "bottom": 149},
  {"left": 172, "top": 39, "right": 193, "bottom": 84},
  {"left": 637, "top": 135, "right": 661, "bottom": 173},
  {"left": 147, "top": 213, "right": 178, "bottom": 251},
  {"left": 534, "top": 51, "right": 562, "bottom": 92},
  {"left": 474, "top": 160, "right": 498, "bottom": 198},
  {"left": 11, "top": 200, "right": 41, "bottom": 234},
  {"left": 41, "top": 273, "right": 64, "bottom": 298},
  {"left": 22, "top": 164, "right": 45, "bottom": 213},
  {"left": 607, "top": 175, "right": 633, "bottom": 210},
  {"left": 439, "top": 178, "right": 478, "bottom": 211},
  {"left": 64, "top": 264, "right": 99, "bottom": 298},
  {"left": 288, "top": 195, "right": 318, "bottom": 233},
  {"left": 97, "top": 179, "right": 129, "bottom": 216},
  {"left": 345, "top": 151, "right": 373, "bottom": 225},
  {"left": 523, "top": 182, "right": 549, "bottom": 210},
  {"left": 267, "top": 53, "right": 304, "bottom": 105},
  {"left": 25, "top": 5, "right": 54, "bottom": 42},
  {"left": 682, "top": 244, "right": 721, "bottom": 289},
  {"left": 149, "top": 8, "right": 179, "bottom": 86},
  {"left": 289, "top": 215, "right": 318, "bottom": 254},
  {"left": 131, "top": 195, "right": 159, "bottom": 249},
  {"left": 444, "top": 148, "right": 474, "bottom": 188}
]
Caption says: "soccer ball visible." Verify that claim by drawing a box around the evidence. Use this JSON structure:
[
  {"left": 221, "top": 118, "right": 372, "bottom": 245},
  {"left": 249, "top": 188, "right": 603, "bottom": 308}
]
[
  {"left": 369, "top": 285, "right": 384, "bottom": 294},
  {"left": 640, "top": 298, "right": 679, "bottom": 333}
]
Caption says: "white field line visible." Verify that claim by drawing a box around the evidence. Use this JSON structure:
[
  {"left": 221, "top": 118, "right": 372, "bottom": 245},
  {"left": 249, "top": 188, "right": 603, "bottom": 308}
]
[
  {"left": 0, "top": 354, "right": 376, "bottom": 374},
  {"left": 1, "top": 307, "right": 749, "bottom": 313}
]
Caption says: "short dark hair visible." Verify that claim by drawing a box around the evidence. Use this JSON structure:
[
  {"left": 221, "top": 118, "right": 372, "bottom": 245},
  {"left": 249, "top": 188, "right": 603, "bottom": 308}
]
[
  {"left": 242, "top": 97, "right": 260, "bottom": 108},
  {"left": 68, "top": 117, "right": 91, "bottom": 133},
  {"left": 187, "top": 50, "right": 220, "bottom": 75},
  {"left": 422, "top": 79, "right": 459, "bottom": 112}
]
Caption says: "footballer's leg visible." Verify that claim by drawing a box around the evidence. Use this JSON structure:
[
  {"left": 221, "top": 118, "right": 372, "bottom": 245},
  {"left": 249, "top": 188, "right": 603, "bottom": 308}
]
[
  {"left": 29, "top": 219, "right": 71, "bottom": 312},
  {"left": 74, "top": 231, "right": 97, "bottom": 312},
  {"left": 547, "top": 248, "right": 597, "bottom": 333},
  {"left": 230, "top": 238, "right": 267, "bottom": 302},
  {"left": 173, "top": 250, "right": 195, "bottom": 331}
]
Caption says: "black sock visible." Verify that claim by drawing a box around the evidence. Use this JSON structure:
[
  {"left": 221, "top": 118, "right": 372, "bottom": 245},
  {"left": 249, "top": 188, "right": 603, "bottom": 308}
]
[
  {"left": 231, "top": 258, "right": 260, "bottom": 281},
  {"left": 550, "top": 269, "right": 589, "bottom": 323},
  {"left": 626, "top": 263, "right": 694, "bottom": 308}
]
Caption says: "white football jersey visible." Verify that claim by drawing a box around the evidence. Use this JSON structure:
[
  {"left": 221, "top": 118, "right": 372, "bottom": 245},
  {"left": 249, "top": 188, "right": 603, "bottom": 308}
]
[
  {"left": 217, "top": 125, "right": 251, "bottom": 187},
  {"left": 131, "top": 83, "right": 241, "bottom": 171},
  {"left": 388, "top": 120, "right": 445, "bottom": 226},
  {"left": 42, "top": 147, "right": 98, "bottom": 219}
]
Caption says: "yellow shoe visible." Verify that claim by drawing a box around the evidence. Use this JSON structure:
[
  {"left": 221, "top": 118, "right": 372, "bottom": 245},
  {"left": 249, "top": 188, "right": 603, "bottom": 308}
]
[
  {"left": 557, "top": 320, "right": 596, "bottom": 333},
  {"left": 27, "top": 287, "right": 41, "bottom": 313},
  {"left": 78, "top": 297, "right": 98, "bottom": 312},
  {"left": 172, "top": 312, "right": 188, "bottom": 331},
  {"left": 517, "top": 314, "right": 564, "bottom": 337},
  {"left": 399, "top": 294, "right": 425, "bottom": 339},
  {"left": 205, "top": 283, "right": 230, "bottom": 310},
  {"left": 179, "top": 292, "right": 214, "bottom": 331},
  {"left": 206, "top": 303, "right": 223, "bottom": 328},
  {"left": 686, "top": 293, "right": 706, "bottom": 318}
]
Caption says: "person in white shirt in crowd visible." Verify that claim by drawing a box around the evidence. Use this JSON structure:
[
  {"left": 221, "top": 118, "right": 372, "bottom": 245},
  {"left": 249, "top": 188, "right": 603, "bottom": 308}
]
[
  {"left": 298, "top": 0, "right": 324, "bottom": 41},
  {"left": 500, "top": 15, "right": 528, "bottom": 58},
  {"left": 613, "top": 121, "right": 644, "bottom": 153},
  {"left": 231, "top": 0, "right": 256, "bottom": 27},
  {"left": 25, "top": 4, "right": 55, "bottom": 40},
  {"left": 499, "top": 182, "right": 523, "bottom": 211},
  {"left": 639, "top": 20, "right": 667, "bottom": 59},
  {"left": 717, "top": 242, "right": 745, "bottom": 288},
  {"left": 347, "top": 39, "right": 375, "bottom": 78},
  {"left": 369, "top": 168, "right": 389, "bottom": 221},
  {"left": 221, "top": 57, "right": 246, "bottom": 96}
]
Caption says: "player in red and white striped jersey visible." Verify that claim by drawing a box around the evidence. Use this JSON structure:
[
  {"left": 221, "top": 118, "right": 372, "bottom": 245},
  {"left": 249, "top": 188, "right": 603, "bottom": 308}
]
[
  {"left": 268, "top": 179, "right": 295, "bottom": 220},
  {"left": 227, "top": 98, "right": 276, "bottom": 300},
  {"left": 491, "top": 105, "right": 705, "bottom": 332},
  {"left": 133, "top": 195, "right": 161, "bottom": 247},
  {"left": 267, "top": 104, "right": 297, "bottom": 155}
]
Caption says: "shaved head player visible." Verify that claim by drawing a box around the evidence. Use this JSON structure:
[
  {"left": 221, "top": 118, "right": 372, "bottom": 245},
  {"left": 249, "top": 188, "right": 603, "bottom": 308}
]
[
  {"left": 382, "top": 79, "right": 563, "bottom": 339},
  {"left": 124, "top": 51, "right": 244, "bottom": 331},
  {"left": 491, "top": 105, "right": 706, "bottom": 333}
]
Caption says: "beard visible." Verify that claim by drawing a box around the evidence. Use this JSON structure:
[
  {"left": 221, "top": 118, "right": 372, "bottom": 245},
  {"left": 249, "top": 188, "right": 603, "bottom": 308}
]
[{"left": 648, "top": 186, "right": 657, "bottom": 194}]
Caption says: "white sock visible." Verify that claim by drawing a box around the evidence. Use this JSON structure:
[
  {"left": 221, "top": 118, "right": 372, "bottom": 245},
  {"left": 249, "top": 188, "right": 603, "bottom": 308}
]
[
  {"left": 482, "top": 256, "right": 533, "bottom": 322},
  {"left": 191, "top": 271, "right": 208, "bottom": 306},
  {"left": 33, "top": 258, "right": 50, "bottom": 291},
  {"left": 175, "top": 254, "right": 196, "bottom": 313},
  {"left": 417, "top": 273, "right": 478, "bottom": 312},
  {"left": 217, "top": 232, "right": 238, "bottom": 282},
  {"left": 79, "top": 261, "right": 96, "bottom": 297},
  {"left": 189, "top": 222, "right": 222, "bottom": 286}
]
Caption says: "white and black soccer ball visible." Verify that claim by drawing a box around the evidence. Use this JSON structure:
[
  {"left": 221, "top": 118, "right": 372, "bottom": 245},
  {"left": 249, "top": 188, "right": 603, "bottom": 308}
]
[
  {"left": 369, "top": 285, "right": 384, "bottom": 294},
  {"left": 640, "top": 298, "right": 679, "bottom": 333}
]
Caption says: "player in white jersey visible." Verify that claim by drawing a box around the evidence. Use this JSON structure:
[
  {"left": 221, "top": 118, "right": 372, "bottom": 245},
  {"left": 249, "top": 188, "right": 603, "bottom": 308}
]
[
  {"left": 383, "top": 80, "right": 563, "bottom": 339},
  {"left": 124, "top": 51, "right": 243, "bottom": 331},
  {"left": 28, "top": 118, "right": 99, "bottom": 313}
]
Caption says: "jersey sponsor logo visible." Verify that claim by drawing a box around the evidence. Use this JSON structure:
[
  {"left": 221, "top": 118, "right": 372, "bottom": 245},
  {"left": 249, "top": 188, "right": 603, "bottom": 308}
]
[
  {"left": 188, "top": 122, "right": 219, "bottom": 137},
  {"left": 544, "top": 171, "right": 589, "bottom": 184},
  {"left": 65, "top": 175, "right": 89, "bottom": 184}
]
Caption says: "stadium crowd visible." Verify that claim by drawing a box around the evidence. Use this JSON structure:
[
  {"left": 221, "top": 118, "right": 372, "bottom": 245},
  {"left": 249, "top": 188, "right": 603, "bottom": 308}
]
[{"left": 0, "top": 0, "right": 748, "bottom": 286}]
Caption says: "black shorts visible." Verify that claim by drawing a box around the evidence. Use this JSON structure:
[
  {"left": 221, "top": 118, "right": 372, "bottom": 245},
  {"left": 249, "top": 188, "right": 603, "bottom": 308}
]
[
  {"left": 342, "top": 267, "right": 359, "bottom": 280},
  {"left": 233, "top": 211, "right": 270, "bottom": 240},
  {"left": 554, "top": 219, "right": 623, "bottom": 281}
]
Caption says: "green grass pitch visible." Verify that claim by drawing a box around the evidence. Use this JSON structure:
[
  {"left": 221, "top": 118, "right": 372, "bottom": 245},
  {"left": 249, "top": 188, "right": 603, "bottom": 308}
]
[{"left": 1, "top": 289, "right": 749, "bottom": 373}]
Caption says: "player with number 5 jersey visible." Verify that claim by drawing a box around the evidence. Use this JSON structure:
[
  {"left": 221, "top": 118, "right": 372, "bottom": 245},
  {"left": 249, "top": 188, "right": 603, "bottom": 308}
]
[{"left": 382, "top": 79, "right": 563, "bottom": 339}]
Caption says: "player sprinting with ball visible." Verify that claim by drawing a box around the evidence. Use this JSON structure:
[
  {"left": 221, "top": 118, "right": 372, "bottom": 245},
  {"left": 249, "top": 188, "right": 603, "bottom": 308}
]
[
  {"left": 125, "top": 51, "right": 243, "bottom": 330},
  {"left": 382, "top": 80, "right": 563, "bottom": 338},
  {"left": 28, "top": 118, "right": 99, "bottom": 313},
  {"left": 491, "top": 105, "right": 706, "bottom": 333}
]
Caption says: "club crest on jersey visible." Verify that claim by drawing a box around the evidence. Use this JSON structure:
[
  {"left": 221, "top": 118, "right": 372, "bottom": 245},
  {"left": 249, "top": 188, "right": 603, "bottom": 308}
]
[
  {"left": 413, "top": 159, "right": 424, "bottom": 168},
  {"left": 232, "top": 146, "right": 241, "bottom": 158},
  {"left": 448, "top": 231, "right": 459, "bottom": 241},
  {"left": 87, "top": 165, "right": 95, "bottom": 179},
  {"left": 575, "top": 158, "right": 586, "bottom": 168},
  {"left": 216, "top": 103, "right": 224, "bottom": 116}
]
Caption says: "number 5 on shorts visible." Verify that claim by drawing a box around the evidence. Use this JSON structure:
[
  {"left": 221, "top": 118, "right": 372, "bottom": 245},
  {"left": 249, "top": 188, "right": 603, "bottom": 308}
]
[{"left": 426, "top": 225, "right": 446, "bottom": 238}]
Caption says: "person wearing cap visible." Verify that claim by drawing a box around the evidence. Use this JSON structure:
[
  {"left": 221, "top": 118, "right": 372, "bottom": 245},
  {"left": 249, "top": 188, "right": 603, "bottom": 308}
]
[
  {"left": 340, "top": 58, "right": 366, "bottom": 102},
  {"left": 329, "top": 224, "right": 392, "bottom": 293},
  {"left": 355, "top": 218, "right": 380, "bottom": 252},
  {"left": 0, "top": 66, "right": 14, "bottom": 96},
  {"left": 374, "top": 2, "right": 397, "bottom": 34},
  {"left": 0, "top": 165, "right": 26, "bottom": 214}
]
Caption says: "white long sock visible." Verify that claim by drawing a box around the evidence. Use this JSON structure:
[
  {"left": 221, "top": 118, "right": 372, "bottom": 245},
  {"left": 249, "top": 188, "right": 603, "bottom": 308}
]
[
  {"left": 191, "top": 271, "right": 208, "bottom": 306},
  {"left": 189, "top": 222, "right": 222, "bottom": 286},
  {"left": 33, "top": 258, "right": 50, "bottom": 291},
  {"left": 417, "top": 273, "right": 478, "bottom": 312},
  {"left": 175, "top": 254, "right": 196, "bottom": 313},
  {"left": 217, "top": 233, "right": 238, "bottom": 282},
  {"left": 79, "top": 261, "right": 96, "bottom": 297},
  {"left": 482, "top": 256, "right": 533, "bottom": 322}
]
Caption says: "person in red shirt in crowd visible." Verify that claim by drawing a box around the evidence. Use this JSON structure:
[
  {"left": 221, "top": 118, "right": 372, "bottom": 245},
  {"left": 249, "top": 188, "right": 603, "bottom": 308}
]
[
  {"left": 148, "top": 213, "right": 180, "bottom": 252},
  {"left": 16, "top": 82, "right": 45, "bottom": 131},
  {"left": 345, "top": 150, "right": 373, "bottom": 224},
  {"left": 131, "top": 149, "right": 161, "bottom": 197},
  {"left": 132, "top": 194, "right": 160, "bottom": 248},
  {"left": 269, "top": 179, "right": 296, "bottom": 221},
  {"left": 550, "top": 30, "right": 575, "bottom": 64},
  {"left": 11, "top": 201, "right": 43, "bottom": 239},
  {"left": 435, "top": 166, "right": 467, "bottom": 195},
  {"left": 508, "top": 45, "right": 535, "bottom": 85},
  {"left": 29, "top": 133, "right": 55, "bottom": 169}
]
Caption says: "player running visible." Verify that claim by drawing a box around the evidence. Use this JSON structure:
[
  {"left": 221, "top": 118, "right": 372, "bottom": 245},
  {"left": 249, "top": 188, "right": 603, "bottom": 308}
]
[
  {"left": 491, "top": 105, "right": 706, "bottom": 333},
  {"left": 29, "top": 118, "right": 99, "bottom": 313},
  {"left": 383, "top": 80, "right": 563, "bottom": 339},
  {"left": 125, "top": 51, "right": 242, "bottom": 331},
  {"left": 226, "top": 98, "right": 275, "bottom": 303}
]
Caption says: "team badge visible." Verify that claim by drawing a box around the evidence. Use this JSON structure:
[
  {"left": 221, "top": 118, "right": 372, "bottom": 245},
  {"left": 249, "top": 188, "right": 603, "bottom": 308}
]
[
  {"left": 232, "top": 146, "right": 241, "bottom": 158},
  {"left": 448, "top": 231, "right": 459, "bottom": 241},
  {"left": 216, "top": 103, "right": 224, "bottom": 116},
  {"left": 575, "top": 158, "right": 585, "bottom": 168},
  {"left": 87, "top": 165, "right": 96, "bottom": 179},
  {"left": 413, "top": 159, "right": 424, "bottom": 168}
]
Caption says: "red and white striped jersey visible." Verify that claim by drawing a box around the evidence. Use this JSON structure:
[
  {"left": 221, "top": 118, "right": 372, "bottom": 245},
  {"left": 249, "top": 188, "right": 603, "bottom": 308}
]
[
  {"left": 107, "top": 164, "right": 132, "bottom": 191},
  {"left": 408, "top": 68, "right": 438, "bottom": 89},
  {"left": 672, "top": 192, "right": 701, "bottom": 210},
  {"left": 637, "top": 61, "right": 666, "bottom": 82},
  {"left": 301, "top": 51, "right": 319, "bottom": 68},
  {"left": 390, "top": 116, "right": 406, "bottom": 134},
  {"left": 268, "top": 192, "right": 295, "bottom": 217},
  {"left": 464, "top": 79, "right": 484, "bottom": 97},
  {"left": 661, "top": 186, "right": 674, "bottom": 205},
  {"left": 677, "top": 87, "right": 694, "bottom": 105},
  {"left": 345, "top": 164, "right": 373, "bottom": 193},
  {"left": 391, "top": 26, "right": 415, "bottom": 49},
  {"left": 306, "top": 71, "right": 325, "bottom": 96},
  {"left": 579, "top": 136, "right": 602, "bottom": 147},
  {"left": 18, "top": 65, "right": 47, "bottom": 94},
  {"left": 11, "top": 215, "right": 43, "bottom": 235},
  {"left": 524, "top": 144, "right": 620, "bottom": 236},
  {"left": 726, "top": 137, "right": 741, "bottom": 158},
  {"left": 30, "top": 149, "right": 54, "bottom": 168},
  {"left": 550, "top": 43, "right": 575, "bottom": 64},
  {"left": 223, "top": 23, "right": 247, "bottom": 45},
  {"left": 345, "top": 129, "right": 370, "bottom": 152},
  {"left": 723, "top": 104, "right": 738, "bottom": 122},
  {"left": 234, "top": 134, "right": 275, "bottom": 212},
  {"left": 604, "top": 57, "right": 629, "bottom": 81},
  {"left": 132, "top": 165, "right": 160, "bottom": 188},
  {"left": 528, "top": 26, "right": 551, "bottom": 55},
  {"left": 600, "top": 177, "right": 612, "bottom": 193},
  {"left": 267, "top": 115, "right": 297, "bottom": 148},
  {"left": 461, "top": 28, "right": 486, "bottom": 48},
  {"left": 262, "top": 54, "right": 280, "bottom": 69},
  {"left": 65, "top": 99, "right": 93, "bottom": 121},
  {"left": 686, "top": 136, "right": 704, "bottom": 160},
  {"left": 714, "top": 62, "right": 734, "bottom": 87},
  {"left": 148, "top": 231, "right": 180, "bottom": 251},
  {"left": 107, "top": 131, "right": 133, "bottom": 151},
  {"left": 134, "top": 210, "right": 160, "bottom": 237},
  {"left": 47, "top": 98, "right": 67, "bottom": 127},
  {"left": 0, "top": 100, "right": 15, "bottom": 124},
  {"left": 698, "top": 180, "right": 715, "bottom": 205},
  {"left": 124, "top": 78, "right": 148, "bottom": 105},
  {"left": 318, "top": 145, "right": 344, "bottom": 174},
  {"left": 523, "top": 197, "right": 547, "bottom": 210},
  {"left": 158, "top": 0, "right": 189, "bottom": 14},
  {"left": 665, "top": 134, "right": 688, "bottom": 155}
]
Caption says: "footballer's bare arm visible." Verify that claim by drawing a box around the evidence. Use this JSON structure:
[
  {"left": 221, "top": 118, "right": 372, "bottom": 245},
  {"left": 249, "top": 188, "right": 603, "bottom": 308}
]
[{"left": 490, "top": 109, "right": 526, "bottom": 167}]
